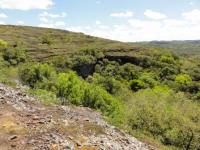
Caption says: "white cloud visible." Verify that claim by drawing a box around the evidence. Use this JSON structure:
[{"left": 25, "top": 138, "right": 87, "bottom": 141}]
[
  {"left": 17, "top": 20, "right": 24, "bottom": 25},
  {"left": 182, "top": 9, "right": 200, "bottom": 24},
  {"left": 39, "top": 11, "right": 67, "bottom": 25},
  {"left": 39, "top": 11, "right": 67, "bottom": 20},
  {"left": 38, "top": 21, "right": 66, "bottom": 28},
  {"left": 0, "top": 13, "right": 7, "bottom": 18},
  {"left": 144, "top": 10, "right": 167, "bottom": 20},
  {"left": 95, "top": 20, "right": 101, "bottom": 25},
  {"left": 40, "top": 9, "right": 200, "bottom": 42},
  {"left": 0, "top": 0, "right": 54, "bottom": 11},
  {"left": 38, "top": 23, "right": 55, "bottom": 28},
  {"left": 110, "top": 11, "right": 134, "bottom": 18}
]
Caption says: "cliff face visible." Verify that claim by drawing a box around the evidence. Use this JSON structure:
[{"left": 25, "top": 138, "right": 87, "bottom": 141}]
[{"left": 0, "top": 84, "right": 155, "bottom": 150}]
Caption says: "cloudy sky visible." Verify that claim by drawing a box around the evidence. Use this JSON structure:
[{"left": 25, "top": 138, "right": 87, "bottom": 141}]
[{"left": 0, "top": 0, "right": 200, "bottom": 42}]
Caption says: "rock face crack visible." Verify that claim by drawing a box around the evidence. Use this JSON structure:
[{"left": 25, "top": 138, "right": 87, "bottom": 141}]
[{"left": 0, "top": 83, "right": 156, "bottom": 150}]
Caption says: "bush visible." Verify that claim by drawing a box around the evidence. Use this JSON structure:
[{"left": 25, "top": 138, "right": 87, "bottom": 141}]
[
  {"left": 87, "top": 73, "right": 125, "bottom": 95},
  {"left": 127, "top": 88, "right": 200, "bottom": 149},
  {"left": 19, "top": 63, "right": 57, "bottom": 89},
  {"left": 118, "top": 63, "right": 140, "bottom": 81},
  {"left": 83, "top": 84, "right": 121, "bottom": 116},
  {"left": 0, "top": 39, "right": 8, "bottom": 49},
  {"left": 160, "top": 66, "right": 179, "bottom": 79},
  {"left": 3, "top": 47, "right": 26, "bottom": 66},
  {"left": 55, "top": 72, "right": 121, "bottom": 115},
  {"left": 19, "top": 64, "right": 121, "bottom": 116},
  {"left": 175, "top": 74, "right": 192, "bottom": 85},
  {"left": 160, "top": 54, "right": 176, "bottom": 64},
  {"left": 71, "top": 49, "right": 103, "bottom": 78},
  {"left": 130, "top": 79, "right": 146, "bottom": 91},
  {"left": 55, "top": 72, "right": 85, "bottom": 105},
  {"left": 194, "top": 92, "right": 200, "bottom": 101},
  {"left": 41, "top": 34, "right": 53, "bottom": 45}
]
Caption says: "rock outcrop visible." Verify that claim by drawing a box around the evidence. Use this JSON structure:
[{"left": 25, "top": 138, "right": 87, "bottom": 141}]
[{"left": 0, "top": 84, "right": 156, "bottom": 150}]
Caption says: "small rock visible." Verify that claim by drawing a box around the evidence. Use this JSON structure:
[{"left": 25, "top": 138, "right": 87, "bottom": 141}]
[
  {"left": 75, "top": 141, "right": 82, "bottom": 147},
  {"left": 9, "top": 135, "right": 17, "bottom": 140},
  {"left": 11, "top": 144, "right": 16, "bottom": 148}
]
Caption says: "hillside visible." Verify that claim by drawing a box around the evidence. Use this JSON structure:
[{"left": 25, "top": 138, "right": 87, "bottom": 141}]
[
  {"left": 0, "top": 25, "right": 141, "bottom": 60},
  {"left": 135, "top": 41, "right": 200, "bottom": 56},
  {"left": 0, "top": 25, "right": 200, "bottom": 150},
  {"left": 0, "top": 83, "right": 154, "bottom": 150}
]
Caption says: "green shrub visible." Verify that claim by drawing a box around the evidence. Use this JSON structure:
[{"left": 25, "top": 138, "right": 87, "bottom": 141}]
[
  {"left": 71, "top": 49, "right": 103, "bottom": 78},
  {"left": 83, "top": 84, "right": 121, "bottom": 116},
  {"left": 19, "top": 63, "right": 57, "bottom": 89},
  {"left": 55, "top": 72, "right": 121, "bottom": 115},
  {"left": 87, "top": 73, "right": 125, "bottom": 95},
  {"left": 160, "top": 54, "right": 176, "bottom": 64},
  {"left": 0, "top": 39, "right": 8, "bottom": 48},
  {"left": 3, "top": 47, "right": 26, "bottom": 66},
  {"left": 194, "top": 92, "right": 200, "bottom": 101},
  {"left": 19, "top": 64, "right": 121, "bottom": 116},
  {"left": 118, "top": 63, "right": 140, "bottom": 81},
  {"left": 130, "top": 79, "right": 146, "bottom": 91},
  {"left": 41, "top": 34, "right": 53, "bottom": 45},
  {"left": 126, "top": 88, "right": 200, "bottom": 149},
  {"left": 160, "top": 66, "right": 179, "bottom": 79},
  {"left": 175, "top": 74, "right": 192, "bottom": 85},
  {"left": 55, "top": 72, "right": 85, "bottom": 105}
]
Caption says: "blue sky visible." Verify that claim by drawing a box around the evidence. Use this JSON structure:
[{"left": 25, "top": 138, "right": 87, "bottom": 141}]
[{"left": 0, "top": 0, "right": 200, "bottom": 41}]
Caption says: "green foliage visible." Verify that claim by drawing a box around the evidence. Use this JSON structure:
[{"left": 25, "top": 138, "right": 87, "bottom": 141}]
[
  {"left": 19, "top": 63, "right": 57, "bottom": 89},
  {"left": 55, "top": 72, "right": 85, "bottom": 105},
  {"left": 130, "top": 79, "right": 146, "bottom": 91},
  {"left": 82, "top": 84, "right": 121, "bottom": 116},
  {"left": 160, "top": 66, "right": 179, "bottom": 79},
  {"left": 3, "top": 47, "right": 26, "bottom": 66},
  {"left": 0, "top": 39, "right": 8, "bottom": 48},
  {"left": 41, "top": 34, "right": 53, "bottom": 45},
  {"left": 194, "top": 92, "right": 200, "bottom": 101},
  {"left": 71, "top": 49, "right": 104, "bottom": 78},
  {"left": 127, "top": 88, "right": 200, "bottom": 150},
  {"left": 118, "top": 63, "right": 141, "bottom": 81},
  {"left": 87, "top": 73, "right": 125, "bottom": 95},
  {"left": 19, "top": 63, "right": 121, "bottom": 116},
  {"left": 175, "top": 74, "right": 192, "bottom": 85},
  {"left": 160, "top": 54, "right": 176, "bottom": 64}
]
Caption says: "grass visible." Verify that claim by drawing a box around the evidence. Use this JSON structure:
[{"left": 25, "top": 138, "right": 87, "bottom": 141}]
[{"left": 0, "top": 25, "right": 140, "bottom": 61}]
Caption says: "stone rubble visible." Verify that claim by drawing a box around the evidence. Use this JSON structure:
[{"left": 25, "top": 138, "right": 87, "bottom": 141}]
[{"left": 0, "top": 83, "right": 157, "bottom": 150}]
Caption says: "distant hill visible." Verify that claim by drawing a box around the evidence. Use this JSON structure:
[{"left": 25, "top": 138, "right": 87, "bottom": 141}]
[
  {"left": 0, "top": 25, "right": 141, "bottom": 60},
  {"left": 135, "top": 40, "right": 200, "bottom": 56}
]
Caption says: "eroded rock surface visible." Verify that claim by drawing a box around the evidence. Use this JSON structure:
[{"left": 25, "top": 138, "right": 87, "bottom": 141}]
[{"left": 0, "top": 84, "right": 157, "bottom": 150}]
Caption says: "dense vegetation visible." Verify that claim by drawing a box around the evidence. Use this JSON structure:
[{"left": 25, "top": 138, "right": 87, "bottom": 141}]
[
  {"left": 0, "top": 26, "right": 200, "bottom": 150},
  {"left": 136, "top": 41, "right": 200, "bottom": 56}
]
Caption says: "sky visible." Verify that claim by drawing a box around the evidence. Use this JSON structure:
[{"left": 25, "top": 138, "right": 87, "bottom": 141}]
[{"left": 0, "top": 0, "right": 200, "bottom": 42}]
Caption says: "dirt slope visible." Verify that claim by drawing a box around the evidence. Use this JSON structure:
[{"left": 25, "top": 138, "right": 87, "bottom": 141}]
[{"left": 0, "top": 84, "right": 156, "bottom": 150}]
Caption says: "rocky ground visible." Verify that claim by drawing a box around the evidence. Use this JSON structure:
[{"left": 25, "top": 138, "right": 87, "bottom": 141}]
[{"left": 0, "top": 83, "right": 157, "bottom": 150}]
